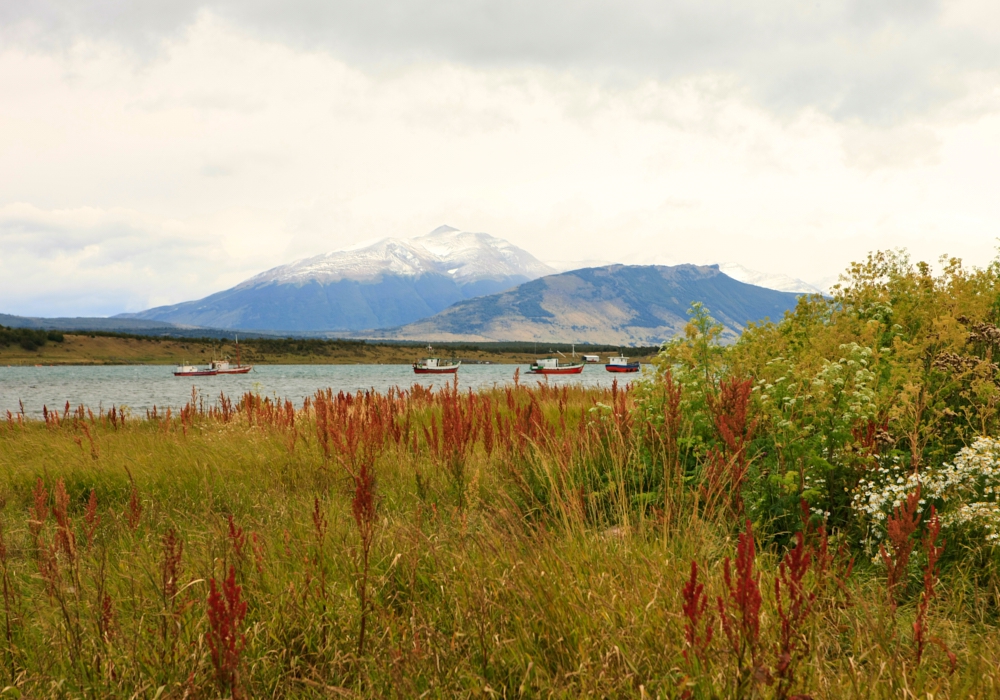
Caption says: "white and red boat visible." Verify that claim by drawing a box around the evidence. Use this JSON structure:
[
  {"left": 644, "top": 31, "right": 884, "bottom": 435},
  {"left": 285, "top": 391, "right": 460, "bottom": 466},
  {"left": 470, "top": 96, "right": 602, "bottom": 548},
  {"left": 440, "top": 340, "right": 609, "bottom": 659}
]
[
  {"left": 413, "top": 348, "right": 461, "bottom": 374},
  {"left": 173, "top": 364, "right": 217, "bottom": 377},
  {"left": 210, "top": 335, "right": 253, "bottom": 374},
  {"left": 605, "top": 355, "right": 640, "bottom": 373},
  {"left": 210, "top": 359, "right": 252, "bottom": 375},
  {"left": 528, "top": 357, "right": 585, "bottom": 375}
]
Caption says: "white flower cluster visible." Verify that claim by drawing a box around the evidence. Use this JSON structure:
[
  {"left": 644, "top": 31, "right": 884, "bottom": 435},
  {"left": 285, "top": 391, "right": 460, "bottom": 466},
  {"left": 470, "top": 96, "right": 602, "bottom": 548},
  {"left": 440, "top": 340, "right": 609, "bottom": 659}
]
[
  {"left": 853, "top": 456, "right": 925, "bottom": 530},
  {"left": 853, "top": 437, "right": 1000, "bottom": 544}
]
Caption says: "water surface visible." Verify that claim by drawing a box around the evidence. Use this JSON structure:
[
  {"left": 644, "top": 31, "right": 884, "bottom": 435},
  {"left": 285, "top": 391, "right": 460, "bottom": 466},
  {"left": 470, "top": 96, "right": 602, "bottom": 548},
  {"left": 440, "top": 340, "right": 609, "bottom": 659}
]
[{"left": 0, "top": 364, "right": 646, "bottom": 417}]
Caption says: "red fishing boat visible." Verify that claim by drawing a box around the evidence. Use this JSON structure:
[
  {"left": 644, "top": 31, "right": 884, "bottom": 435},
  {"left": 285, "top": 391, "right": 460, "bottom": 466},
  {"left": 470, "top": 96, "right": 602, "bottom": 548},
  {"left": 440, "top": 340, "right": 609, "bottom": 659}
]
[
  {"left": 528, "top": 357, "right": 585, "bottom": 375},
  {"left": 605, "top": 354, "right": 640, "bottom": 373}
]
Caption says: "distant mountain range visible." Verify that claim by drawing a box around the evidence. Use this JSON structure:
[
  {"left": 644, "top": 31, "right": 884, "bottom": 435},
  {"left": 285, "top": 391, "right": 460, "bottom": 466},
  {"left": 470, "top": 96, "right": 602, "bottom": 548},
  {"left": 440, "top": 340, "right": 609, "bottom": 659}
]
[
  {"left": 116, "top": 226, "right": 554, "bottom": 332},
  {"left": 3, "top": 226, "right": 816, "bottom": 344},
  {"left": 0, "top": 313, "right": 186, "bottom": 333},
  {"left": 0, "top": 313, "right": 260, "bottom": 339},
  {"left": 372, "top": 264, "right": 801, "bottom": 344}
]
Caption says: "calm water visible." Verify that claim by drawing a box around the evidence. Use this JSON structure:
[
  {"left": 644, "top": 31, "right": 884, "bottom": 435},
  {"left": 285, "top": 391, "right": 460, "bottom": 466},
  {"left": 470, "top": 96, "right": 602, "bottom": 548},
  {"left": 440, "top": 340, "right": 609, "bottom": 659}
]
[{"left": 0, "top": 364, "right": 646, "bottom": 417}]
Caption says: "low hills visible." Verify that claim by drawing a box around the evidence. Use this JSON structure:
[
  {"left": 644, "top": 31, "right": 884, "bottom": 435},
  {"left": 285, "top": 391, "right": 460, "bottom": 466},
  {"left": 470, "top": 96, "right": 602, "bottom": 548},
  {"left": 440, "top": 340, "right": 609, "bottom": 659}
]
[{"left": 374, "top": 264, "right": 803, "bottom": 344}]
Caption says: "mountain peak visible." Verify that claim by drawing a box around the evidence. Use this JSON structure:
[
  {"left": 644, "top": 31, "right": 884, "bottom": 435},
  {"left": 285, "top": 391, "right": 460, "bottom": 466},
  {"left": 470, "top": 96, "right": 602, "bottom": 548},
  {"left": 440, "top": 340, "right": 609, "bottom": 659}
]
[{"left": 121, "top": 228, "right": 557, "bottom": 332}]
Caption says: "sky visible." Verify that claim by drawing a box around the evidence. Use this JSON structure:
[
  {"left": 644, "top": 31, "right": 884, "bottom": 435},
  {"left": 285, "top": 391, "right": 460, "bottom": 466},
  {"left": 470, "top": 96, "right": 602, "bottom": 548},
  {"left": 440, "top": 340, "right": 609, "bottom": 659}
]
[{"left": 2, "top": 0, "right": 1000, "bottom": 317}]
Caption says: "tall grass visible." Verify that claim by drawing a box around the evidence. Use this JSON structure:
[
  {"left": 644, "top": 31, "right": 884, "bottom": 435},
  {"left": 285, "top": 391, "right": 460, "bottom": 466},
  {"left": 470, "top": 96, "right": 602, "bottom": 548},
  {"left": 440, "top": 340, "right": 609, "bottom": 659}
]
[{"left": 0, "top": 381, "right": 994, "bottom": 697}]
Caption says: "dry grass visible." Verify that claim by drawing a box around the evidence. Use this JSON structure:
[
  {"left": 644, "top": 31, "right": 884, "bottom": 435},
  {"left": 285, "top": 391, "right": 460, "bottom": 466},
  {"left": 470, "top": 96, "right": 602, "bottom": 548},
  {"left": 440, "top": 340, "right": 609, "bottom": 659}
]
[{"left": 0, "top": 382, "right": 994, "bottom": 698}]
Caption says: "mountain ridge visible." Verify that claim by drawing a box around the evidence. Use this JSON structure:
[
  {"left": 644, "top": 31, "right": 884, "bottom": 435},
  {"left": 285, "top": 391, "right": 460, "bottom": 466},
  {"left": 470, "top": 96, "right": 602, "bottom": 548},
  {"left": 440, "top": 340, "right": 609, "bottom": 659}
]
[{"left": 371, "top": 263, "right": 802, "bottom": 344}]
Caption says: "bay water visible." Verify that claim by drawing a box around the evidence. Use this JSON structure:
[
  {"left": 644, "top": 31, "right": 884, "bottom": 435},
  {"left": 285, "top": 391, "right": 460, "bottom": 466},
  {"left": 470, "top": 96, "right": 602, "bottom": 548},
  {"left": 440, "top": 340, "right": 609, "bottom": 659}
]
[{"left": 0, "top": 364, "right": 647, "bottom": 418}]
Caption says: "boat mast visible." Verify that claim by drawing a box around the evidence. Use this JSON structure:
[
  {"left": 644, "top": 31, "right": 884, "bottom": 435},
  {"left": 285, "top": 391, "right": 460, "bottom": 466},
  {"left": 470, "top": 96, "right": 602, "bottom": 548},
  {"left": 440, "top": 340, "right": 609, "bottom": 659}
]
[{"left": 235, "top": 334, "right": 240, "bottom": 367}]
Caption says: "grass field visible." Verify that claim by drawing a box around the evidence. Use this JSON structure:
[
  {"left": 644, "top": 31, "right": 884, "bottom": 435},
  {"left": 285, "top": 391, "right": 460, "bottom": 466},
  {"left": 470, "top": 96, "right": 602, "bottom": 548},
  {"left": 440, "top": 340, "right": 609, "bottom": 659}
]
[{"left": 0, "top": 378, "right": 990, "bottom": 698}]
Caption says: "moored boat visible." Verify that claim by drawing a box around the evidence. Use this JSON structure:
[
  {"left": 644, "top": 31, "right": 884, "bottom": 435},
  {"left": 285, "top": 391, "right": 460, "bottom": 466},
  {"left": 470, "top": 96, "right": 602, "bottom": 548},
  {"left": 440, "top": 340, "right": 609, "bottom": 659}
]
[
  {"left": 210, "top": 359, "right": 253, "bottom": 375},
  {"left": 210, "top": 335, "right": 253, "bottom": 374},
  {"left": 528, "top": 357, "right": 585, "bottom": 374},
  {"left": 173, "top": 364, "right": 217, "bottom": 377},
  {"left": 605, "top": 354, "right": 640, "bottom": 373},
  {"left": 413, "top": 347, "right": 461, "bottom": 374}
]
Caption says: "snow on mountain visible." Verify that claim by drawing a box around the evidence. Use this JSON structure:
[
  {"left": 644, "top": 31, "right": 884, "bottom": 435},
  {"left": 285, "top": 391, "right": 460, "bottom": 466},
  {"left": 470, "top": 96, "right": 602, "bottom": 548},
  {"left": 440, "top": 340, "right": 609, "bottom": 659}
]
[
  {"left": 415, "top": 226, "right": 555, "bottom": 282},
  {"left": 716, "top": 263, "right": 823, "bottom": 295},
  {"left": 240, "top": 225, "right": 554, "bottom": 288},
  {"left": 241, "top": 238, "right": 437, "bottom": 286}
]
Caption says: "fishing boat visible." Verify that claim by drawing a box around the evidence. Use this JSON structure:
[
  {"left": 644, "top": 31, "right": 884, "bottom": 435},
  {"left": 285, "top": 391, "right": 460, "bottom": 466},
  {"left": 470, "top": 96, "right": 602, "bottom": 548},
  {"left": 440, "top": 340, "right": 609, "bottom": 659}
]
[
  {"left": 528, "top": 357, "right": 585, "bottom": 375},
  {"left": 605, "top": 354, "right": 640, "bottom": 373},
  {"left": 173, "top": 364, "right": 217, "bottom": 377},
  {"left": 210, "top": 359, "right": 252, "bottom": 375},
  {"left": 210, "top": 336, "right": 253, "bottom": 374},
  {"left": 413, "top": 347, "right": 461, "bottom": 374}
]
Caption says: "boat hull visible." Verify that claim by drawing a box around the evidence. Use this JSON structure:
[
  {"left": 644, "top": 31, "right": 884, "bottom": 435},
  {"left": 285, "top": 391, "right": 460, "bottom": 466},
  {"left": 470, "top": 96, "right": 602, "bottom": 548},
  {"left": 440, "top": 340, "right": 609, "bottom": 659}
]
[
  {"left": 413, "top": 365, "right": 460, "bottom": 374},
  {"left": 173, "top": 370, "right": 218, "bottom": 377},
  {"left": 216, "top": 366, "right": 253, "bottom": 374},
  {"left": 529, "top": 364, "right": 585, "bottom": 375},
  {"left": 605, "top": 364, "right": 640, "bottom": 373}
]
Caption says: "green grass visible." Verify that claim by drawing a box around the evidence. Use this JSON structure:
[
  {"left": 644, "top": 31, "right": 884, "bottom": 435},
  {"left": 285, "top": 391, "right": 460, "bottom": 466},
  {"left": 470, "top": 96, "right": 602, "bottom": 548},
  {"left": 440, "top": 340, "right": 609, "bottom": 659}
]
[{"left": 0, "top": 385, "right": 996, "bottom": 698}]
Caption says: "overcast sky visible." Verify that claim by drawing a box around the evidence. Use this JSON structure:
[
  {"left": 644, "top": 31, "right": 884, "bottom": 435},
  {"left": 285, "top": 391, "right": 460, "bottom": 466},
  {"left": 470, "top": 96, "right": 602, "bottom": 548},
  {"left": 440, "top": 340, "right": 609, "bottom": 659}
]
[{"left": 2, "top": 0, "right": 1000, "bottom": 316}]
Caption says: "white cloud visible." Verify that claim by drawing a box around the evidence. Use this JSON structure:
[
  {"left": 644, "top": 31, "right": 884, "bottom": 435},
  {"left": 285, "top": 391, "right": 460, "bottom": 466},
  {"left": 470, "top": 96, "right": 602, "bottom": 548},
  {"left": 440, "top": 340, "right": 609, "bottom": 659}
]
[{"left": 0, "top": 9, "right": 999, "bottom": 317}]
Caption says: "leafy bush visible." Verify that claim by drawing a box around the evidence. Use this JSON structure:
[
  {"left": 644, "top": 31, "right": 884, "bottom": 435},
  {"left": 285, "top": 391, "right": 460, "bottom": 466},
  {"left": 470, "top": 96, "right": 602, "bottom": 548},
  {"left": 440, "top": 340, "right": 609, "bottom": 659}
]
[
  {"left": 639, "top": 249, "right": 1000, "bottom": 557},
  {"left": 0, "top": 325, "right": 64, "bottom": 351}
]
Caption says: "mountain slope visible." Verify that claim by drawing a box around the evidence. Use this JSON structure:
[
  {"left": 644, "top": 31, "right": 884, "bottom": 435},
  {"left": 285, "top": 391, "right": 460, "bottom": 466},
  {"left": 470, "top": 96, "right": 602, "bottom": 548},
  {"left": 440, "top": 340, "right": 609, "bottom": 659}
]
[
  {"left": 118, "top": 227, "right": 555, "bottom": 332},
  {"left": 374, "top": 264, "right": 802, "bottom": 344}
]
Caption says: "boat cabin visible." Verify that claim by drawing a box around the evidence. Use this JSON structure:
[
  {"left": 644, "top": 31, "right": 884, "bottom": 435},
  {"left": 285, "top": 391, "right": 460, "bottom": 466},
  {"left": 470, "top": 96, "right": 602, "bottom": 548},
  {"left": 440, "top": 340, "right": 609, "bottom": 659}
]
[
  {"left": 607, "top": 356, "right": 632, "bottom": 366},
  {"left": 533, "top": 357, "right": 560, "bottom": 370}
]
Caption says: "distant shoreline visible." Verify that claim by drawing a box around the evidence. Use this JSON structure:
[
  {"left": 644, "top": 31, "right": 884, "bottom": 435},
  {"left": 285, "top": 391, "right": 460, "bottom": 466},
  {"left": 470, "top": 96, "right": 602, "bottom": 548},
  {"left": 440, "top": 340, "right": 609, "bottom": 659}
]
[{"left": 0, "top": 333, "right": 660, "bottom": 367}]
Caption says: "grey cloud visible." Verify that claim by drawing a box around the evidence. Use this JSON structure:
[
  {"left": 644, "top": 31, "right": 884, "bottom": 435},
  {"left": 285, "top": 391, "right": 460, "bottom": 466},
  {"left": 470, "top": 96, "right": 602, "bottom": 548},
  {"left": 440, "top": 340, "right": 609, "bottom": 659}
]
[
  {"left": 0, "top": 207, "right": 250, "bottom": 315},
  {"left": 2, "top": 0, "right": 996, "bottom": 124}
]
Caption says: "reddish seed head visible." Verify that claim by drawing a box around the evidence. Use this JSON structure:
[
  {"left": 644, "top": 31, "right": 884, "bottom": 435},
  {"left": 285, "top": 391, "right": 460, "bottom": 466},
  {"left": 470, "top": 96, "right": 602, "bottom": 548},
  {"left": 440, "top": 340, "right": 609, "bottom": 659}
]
[
  {"left": 681, "top": 560, "right": 713, "bottom": 665},
  {"left": 207, "top": 565, "right": 247, "bottom": 696},
  {"left": 84, "top": 488, "right": 100, "bottom": 547},
  {"left": 879, "top": 487, "right": 922, "bottom": 608},
  {"left": 227, "top": 515, "right": 246, "bottom": 560},
  {"left": 126, "top": 483, "right": 142, "bottom": 532},
  {"left": 717, "top": 520, "right": 762, "bottom": 667}
]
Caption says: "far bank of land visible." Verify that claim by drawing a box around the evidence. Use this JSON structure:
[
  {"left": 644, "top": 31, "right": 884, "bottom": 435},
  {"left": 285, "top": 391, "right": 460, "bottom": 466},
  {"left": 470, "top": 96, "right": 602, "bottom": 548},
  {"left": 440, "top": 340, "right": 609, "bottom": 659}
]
[{"left": 0, "top": 333, "right": 661, "bottom": 366}]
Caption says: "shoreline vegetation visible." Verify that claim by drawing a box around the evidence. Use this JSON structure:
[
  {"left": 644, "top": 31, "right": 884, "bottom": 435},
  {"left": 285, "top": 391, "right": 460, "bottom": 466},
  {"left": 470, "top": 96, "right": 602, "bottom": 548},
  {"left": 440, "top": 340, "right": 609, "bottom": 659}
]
[
  {"left": 6, "top": 251, "right": 1000, "bottom": 696},
  {"left": 0, "top": 329, "right": 660, "bottom": 366}
]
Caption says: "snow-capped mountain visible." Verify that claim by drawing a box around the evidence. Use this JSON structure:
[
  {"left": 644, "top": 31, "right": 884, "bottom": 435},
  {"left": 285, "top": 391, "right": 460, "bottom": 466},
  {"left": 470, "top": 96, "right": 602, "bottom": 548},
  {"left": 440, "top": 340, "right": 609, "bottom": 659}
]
[
  {"left": 118, "top": 226, "right": 555, "bottom": 332},
  {"left": 716, "top": 263, "right": 823, "bottom": 295},
  {"left": 241, "top": 226, "right": 554, "bottom": 287}
]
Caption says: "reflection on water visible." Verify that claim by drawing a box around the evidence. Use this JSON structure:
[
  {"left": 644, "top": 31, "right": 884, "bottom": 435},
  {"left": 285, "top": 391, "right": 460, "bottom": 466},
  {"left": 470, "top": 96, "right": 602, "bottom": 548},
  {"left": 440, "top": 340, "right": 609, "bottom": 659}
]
[{"left": 0, "top": 364, "right": 648, "bottom": 417}]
